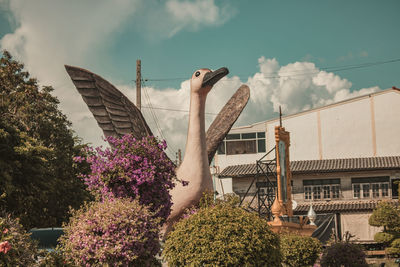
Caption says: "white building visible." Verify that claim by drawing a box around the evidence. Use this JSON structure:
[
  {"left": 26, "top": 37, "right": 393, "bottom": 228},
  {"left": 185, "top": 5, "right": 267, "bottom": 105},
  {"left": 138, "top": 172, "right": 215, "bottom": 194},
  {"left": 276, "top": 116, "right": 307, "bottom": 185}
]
[{"left": 214, "top": 87, "right": 400, "bottom": 243}]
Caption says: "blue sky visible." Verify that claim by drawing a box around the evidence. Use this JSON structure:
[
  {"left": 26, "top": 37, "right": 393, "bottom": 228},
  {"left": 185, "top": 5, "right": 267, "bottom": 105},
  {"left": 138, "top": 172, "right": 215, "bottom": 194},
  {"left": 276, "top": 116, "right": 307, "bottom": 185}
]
[{"left": 0, "top": 0, "right": 399, "bottom": 155}]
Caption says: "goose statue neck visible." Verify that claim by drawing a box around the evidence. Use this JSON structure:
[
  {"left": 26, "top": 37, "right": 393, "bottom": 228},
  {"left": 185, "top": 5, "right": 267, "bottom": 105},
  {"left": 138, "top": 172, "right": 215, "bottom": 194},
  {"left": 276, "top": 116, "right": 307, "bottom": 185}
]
[{"left": 163, "top": 67, "right": 228, "bottom": 236}]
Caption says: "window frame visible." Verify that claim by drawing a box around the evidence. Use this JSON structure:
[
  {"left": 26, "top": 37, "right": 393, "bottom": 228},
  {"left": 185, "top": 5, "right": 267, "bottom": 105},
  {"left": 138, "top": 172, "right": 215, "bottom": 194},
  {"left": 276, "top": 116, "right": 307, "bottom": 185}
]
[
  {"left": 352, "top": 181, "right": 390, "bottom": 199},
  {"left": 217, "top": 131, "right": 266, "bottom": 155},
  {"left": 304, "top": 183, "right": 340, "bottom": 201}
]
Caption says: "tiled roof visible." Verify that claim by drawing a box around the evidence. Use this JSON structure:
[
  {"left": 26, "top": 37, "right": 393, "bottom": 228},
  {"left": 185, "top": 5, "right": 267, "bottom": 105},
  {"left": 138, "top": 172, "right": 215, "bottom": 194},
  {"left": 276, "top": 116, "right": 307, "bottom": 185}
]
[
  {"left": 218, "top": 156, "right": 400, "bottom": 178},
  {"left": 293, "top": 199, "right": 399, "bottom": 213}
]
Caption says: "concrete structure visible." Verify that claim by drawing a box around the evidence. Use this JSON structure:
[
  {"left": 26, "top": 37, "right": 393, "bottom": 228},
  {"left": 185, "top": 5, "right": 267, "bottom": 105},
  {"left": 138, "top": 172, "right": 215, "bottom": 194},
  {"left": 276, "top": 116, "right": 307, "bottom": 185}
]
[{"left": 214, "top": 88, "right": 400, "bottom": 242}]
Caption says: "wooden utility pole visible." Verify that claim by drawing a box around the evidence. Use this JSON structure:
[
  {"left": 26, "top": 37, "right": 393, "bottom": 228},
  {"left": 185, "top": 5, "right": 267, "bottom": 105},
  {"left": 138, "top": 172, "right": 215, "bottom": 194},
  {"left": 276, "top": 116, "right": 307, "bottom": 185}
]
[
  {"left": 136, "top": 59, "right": 141, "bottom": 110},
  {"left": 178, "top": 149, "right": 182, "bottom": 166}
]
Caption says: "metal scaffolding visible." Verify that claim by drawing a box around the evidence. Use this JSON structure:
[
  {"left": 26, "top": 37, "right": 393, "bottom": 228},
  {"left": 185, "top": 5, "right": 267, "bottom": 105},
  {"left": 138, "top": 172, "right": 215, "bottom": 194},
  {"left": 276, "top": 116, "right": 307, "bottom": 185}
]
[{"left": 239, "top": 147, "right": 277, "bottom": 220}]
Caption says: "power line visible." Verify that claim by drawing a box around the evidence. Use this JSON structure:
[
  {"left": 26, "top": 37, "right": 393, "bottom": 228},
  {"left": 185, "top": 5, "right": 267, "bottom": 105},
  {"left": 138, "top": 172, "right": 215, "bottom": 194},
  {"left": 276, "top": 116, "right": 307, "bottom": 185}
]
[
  {"left": 141, "top": 105, "right": 218, "bottom": 116},
  {"left": 141, "top": 57, "right": 400, "bottom": 83},
  {"left": 141, "top": 79, "right": 177, "bottom": 155}
]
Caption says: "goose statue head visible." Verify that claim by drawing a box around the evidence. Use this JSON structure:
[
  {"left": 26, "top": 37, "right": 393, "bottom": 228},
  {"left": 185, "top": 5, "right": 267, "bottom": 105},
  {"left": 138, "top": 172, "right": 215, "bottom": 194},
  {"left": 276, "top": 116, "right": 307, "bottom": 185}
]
[{"left": 190, "top": 67, "right": 229, "bottom": 95}]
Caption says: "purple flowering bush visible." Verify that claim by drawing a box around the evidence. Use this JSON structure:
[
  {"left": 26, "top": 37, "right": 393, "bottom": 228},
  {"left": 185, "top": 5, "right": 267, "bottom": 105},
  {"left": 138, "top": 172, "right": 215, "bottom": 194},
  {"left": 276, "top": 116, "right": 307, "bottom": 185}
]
[
  {"left": 60, "top": 198, "right": 161, "bottom": 266},
  {"left": 75, "top": 135, "right": 176, "bottom": 223}
]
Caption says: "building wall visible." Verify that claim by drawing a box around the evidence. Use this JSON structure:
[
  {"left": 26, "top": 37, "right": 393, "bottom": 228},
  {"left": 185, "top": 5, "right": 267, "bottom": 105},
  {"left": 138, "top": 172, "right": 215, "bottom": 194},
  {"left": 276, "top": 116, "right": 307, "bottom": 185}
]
[
  {"left": 340, "top": 212, "right": 382, "bottom": 242},
  {"left": 214, "top": 89, "right": 400, "bottom": 195}
]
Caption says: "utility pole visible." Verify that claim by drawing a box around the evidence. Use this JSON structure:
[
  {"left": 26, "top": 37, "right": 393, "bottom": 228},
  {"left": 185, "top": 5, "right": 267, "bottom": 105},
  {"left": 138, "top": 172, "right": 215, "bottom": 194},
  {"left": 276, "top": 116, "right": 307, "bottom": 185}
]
[
  {"left": 136, "top": 59, "right": 141, "bottom": 110},
  {"left": 178, "top": 149, "right": 182, "bottom": 166}
]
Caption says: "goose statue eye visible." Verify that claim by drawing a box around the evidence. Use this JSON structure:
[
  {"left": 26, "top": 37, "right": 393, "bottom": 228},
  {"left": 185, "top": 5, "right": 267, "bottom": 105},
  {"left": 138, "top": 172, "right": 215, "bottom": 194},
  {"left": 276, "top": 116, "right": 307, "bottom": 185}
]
[{"left": 195, "top": 71, "right": 200, "bottom": 77}]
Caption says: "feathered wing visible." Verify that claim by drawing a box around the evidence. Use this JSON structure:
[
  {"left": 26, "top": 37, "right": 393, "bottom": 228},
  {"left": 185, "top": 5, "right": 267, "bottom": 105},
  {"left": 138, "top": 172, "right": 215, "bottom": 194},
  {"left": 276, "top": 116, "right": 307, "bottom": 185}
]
[
  {"left": 65, "top": 65, "right": 152, "bottom": 140},
  {"left": 206, "top": 85, "right": 250, "bottom": 164}
]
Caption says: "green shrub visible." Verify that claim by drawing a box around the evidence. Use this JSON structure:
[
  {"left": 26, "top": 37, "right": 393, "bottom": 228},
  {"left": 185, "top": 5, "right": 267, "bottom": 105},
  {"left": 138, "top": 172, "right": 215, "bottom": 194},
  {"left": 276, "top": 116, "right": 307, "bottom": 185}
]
[
  {"left": 374, "top": 232, "right": 396, "bottom": 244},
  {"left": 280, "top": 234, "right": 322, "bottom": 267},
  {"left": 386, "top": 238, "right": 400, "bottom": 255},
  {"left": 60, "top": 198, "right": 161, "bottom": 266},
  {"left": 0, "top": 212, "right": 38, "bottom": 266},
  {"left": 369, "top": 201, "right": 400, "bottom": 230},
  {"left": 321, "top": 241, "right": 367, "bottom": 267},
  {"left": 163, "top": 196, "right": 281, "bottom": 266},
  {"left": 369, "top": 201, "right": 400, "bottom": 255}
]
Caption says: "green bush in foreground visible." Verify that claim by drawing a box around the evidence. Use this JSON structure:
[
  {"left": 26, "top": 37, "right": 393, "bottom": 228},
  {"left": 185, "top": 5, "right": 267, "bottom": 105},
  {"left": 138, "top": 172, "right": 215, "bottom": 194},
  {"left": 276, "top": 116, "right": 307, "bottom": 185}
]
[
  {"left": 280, "top": 234, "right": 322, "bottom": 267},
  {"left": 163, "top": 196, "right": 281, "bottom": 266},
  {"left": 321, "top": 241, "right": 367, "bottom": 267},
  {"left": 0, "top": 212, "right": 38, "bottom": 266}
]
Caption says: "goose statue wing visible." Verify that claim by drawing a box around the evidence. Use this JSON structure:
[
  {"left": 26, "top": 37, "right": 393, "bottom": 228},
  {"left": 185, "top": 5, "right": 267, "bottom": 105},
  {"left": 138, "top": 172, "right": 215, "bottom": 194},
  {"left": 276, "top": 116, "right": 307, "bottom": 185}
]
[
  {"left": 206, "top": 85, "right": 250, "bottom": 164},
  {"left": 65, "top": 65, "right": 153, "bottom": 140}
]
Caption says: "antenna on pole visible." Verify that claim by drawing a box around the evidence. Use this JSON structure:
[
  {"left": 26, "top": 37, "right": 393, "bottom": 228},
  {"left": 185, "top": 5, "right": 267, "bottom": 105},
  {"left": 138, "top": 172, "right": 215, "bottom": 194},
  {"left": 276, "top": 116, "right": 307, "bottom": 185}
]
[
  {"left": 136, "top": 59, "right": 141, "bottom": 110},
  {"left": 279, "top": 106, "right": 282, "bottom": 127}
]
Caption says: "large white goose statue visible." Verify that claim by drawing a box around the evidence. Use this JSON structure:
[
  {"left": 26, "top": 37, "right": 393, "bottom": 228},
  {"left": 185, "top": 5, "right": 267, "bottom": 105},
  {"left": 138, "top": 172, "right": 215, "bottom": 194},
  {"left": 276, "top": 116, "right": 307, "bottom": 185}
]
[{"left": 65, "top": 65, "right": 250, "bottom": 235}]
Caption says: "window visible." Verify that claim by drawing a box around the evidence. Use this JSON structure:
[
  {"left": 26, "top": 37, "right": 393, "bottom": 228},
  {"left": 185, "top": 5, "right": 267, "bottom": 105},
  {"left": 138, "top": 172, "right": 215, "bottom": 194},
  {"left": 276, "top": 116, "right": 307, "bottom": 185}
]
[
  {"left": 381, "top": 183, "right": 389, "bottom": 197},
  {"left": 363, "top": 184, "right": 370, "bottom": 198},
  {"left": 217, "top": 132, "right": 266, "bottom": 155},
  {"left": 323, "top": 185, "right": 330, "bottom": 199},
  {"left": 303, "top": 179, "right": 340, "bottom": 201},
  {"left": 392, "top": 179, "right": 399, "bottom": 199},
  {"left": 352, "top": 177, "right": 390, "bottom": 199},
  {"left": 353, "top": 184, "right": 360, "bottom": 198},
  {"left": 372, "top": 183, "right": 380, "bottom": 198},
  {"left": 332, "top": 185, "right": 340, "bottom": 199},
  {"left": 313, "top": 186, "right": 321, "bottom": 200},
  {"left": 304, "top": 187, "right": 312, "bottom": 200}
]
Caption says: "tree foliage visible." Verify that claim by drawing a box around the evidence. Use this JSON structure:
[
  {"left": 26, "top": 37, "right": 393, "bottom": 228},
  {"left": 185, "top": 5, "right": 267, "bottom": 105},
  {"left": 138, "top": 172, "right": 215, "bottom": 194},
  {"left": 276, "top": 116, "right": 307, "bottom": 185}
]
[
  {"left": 369, "top": 201, "right": 400, "bottom": 255},
  {"left": 163, "top": 195, "right": 282, "bottom": 266},
  {"left": 0, "top": 51, "right": 91, "bottom": 229},
  {"left": 280, "top": 234, "right": 322, "bottom": 267}
]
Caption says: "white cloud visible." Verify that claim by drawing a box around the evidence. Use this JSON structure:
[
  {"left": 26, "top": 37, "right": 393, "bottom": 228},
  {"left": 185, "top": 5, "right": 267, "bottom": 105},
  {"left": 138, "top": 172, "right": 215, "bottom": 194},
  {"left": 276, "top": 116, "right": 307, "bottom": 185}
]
[
  {"left": 136, "top": 0, "right": 235, "bottom": 39},
  {"left": 165, "top": 0, "right": 234, "bottom": 37}
]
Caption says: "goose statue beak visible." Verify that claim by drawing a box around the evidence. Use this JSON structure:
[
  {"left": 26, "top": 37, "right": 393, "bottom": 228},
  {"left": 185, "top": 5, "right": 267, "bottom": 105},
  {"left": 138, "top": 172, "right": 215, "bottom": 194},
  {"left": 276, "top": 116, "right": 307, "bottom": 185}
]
[{"left": 202, "top": 67, "right": 229, "bottom": 87}]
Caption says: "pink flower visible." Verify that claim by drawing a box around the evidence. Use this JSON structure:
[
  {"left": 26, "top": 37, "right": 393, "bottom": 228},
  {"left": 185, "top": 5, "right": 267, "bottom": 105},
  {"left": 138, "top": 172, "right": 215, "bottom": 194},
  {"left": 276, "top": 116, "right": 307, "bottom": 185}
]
[
  {"left": 2, "top": 228, "right": 8, "bottom": 234},
  {"left": 0, "top": 241, "right": 11, "bottom": 254}
]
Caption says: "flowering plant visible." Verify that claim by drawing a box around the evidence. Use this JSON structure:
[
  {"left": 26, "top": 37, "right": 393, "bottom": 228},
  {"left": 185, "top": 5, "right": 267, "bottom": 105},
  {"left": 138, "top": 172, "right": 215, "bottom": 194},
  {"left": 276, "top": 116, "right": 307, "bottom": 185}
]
[
  {"left": 60, "top": 198, "right": 161, "bottom": 266},
  {"left": 75, "top": 135, "right": 176, "bottom": 223},
  {"left": 0, "top": 212, "right": 38, "bottom": 266}
]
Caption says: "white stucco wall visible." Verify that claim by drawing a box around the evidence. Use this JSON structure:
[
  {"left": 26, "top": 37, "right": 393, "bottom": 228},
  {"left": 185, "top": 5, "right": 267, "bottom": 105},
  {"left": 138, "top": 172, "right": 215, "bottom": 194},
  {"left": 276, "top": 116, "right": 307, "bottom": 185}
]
[
  {"left": 374, "top": 92, "right": 400, "bottom": 156},
  {"left": 320, "top": 97, "right": 374, "bottom": 159},
  {"left": 341, "top": 212, "right": 382, "bottom": 242}
]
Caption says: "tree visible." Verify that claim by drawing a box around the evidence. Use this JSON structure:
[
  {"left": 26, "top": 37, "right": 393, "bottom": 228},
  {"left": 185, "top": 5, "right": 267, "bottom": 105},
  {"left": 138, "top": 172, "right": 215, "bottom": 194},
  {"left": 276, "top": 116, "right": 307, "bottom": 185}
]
[
  {"left": 0, "top": 51, "right": 91, "bottom": 229},
  {"left": 369, "top": 201, "right": 400, "bottom": 255}
]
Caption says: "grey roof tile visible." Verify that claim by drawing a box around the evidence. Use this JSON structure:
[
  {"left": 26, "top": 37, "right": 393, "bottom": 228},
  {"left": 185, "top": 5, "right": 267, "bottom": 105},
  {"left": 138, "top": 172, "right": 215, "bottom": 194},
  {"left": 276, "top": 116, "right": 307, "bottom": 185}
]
[{"left": 219, "top": 156, "right": 400, "bottom": 178}]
